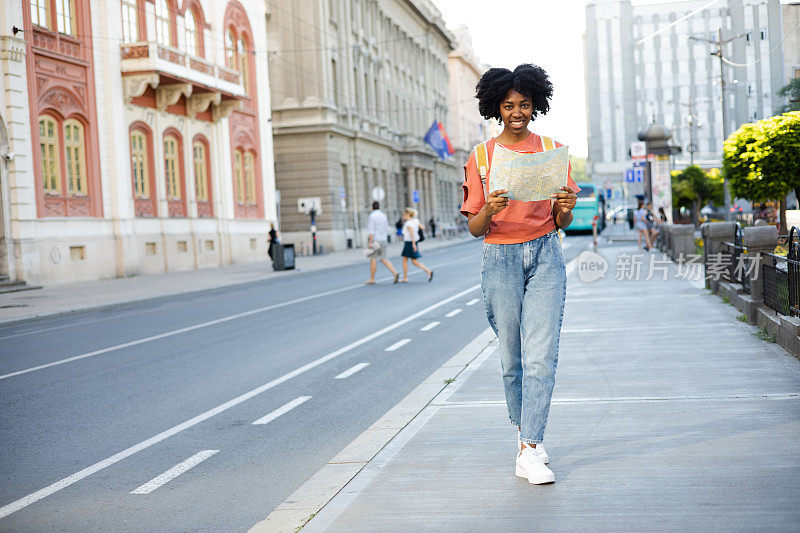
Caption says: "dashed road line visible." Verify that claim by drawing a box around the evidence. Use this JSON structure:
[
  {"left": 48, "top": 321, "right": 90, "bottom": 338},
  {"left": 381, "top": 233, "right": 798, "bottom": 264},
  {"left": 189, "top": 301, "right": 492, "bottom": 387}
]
[
  {"left": 0, "top": 283, "right": 480, "bottom": 520},
  {"left": 131, "top": 450, "right": 219, "bottom": 495},
  {"left": 465, "top": 298, "right": 480, "bottom": 306},
  {"left": 445, "top": 309, "right": 462, "bottom": 318},
  {"left": 385, "top": 338, "right": 412, "bottom": 351},
  {"left": 252, "top": 396, "right": 313, "bottom": 425},
  {"left": 420, "top": 321, "right": 440, "bottom": 332},
  {"left": 335, "top": 363, "right": 370, "bottom": 379}
]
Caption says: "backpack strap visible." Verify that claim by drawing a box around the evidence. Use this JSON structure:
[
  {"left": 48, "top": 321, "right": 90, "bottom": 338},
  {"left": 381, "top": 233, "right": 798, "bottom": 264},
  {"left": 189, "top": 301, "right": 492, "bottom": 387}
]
[
  {"left": 541, "top": 135, "right": 555, "bottom": 151},
  {"left": 475, "top": 141, "right": 490, "bottom": 198}
]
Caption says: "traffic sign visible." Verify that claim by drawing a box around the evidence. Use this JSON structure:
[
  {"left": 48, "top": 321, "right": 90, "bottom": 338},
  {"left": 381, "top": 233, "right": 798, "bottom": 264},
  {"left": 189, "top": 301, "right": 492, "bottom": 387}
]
[
  {"left": 412, "top": 189, "right": 420, "bottom": 203},
  {"left": 625, "top": 169, "right": 635, "bottom": 183},
  {"left": 634, "top": 168, "right": 644, "bottom": 182},
  {"left": 371, "top": 186, "right": 385, "bottom": 202},
  {"left": 631, "top": 141, "right": 647, "bottom": 158}
]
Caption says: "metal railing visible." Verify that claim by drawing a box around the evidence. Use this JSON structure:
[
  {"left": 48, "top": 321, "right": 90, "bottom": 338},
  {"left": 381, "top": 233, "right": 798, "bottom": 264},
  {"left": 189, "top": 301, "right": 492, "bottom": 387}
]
[
  {"left": 761, "top": 227, "right": 800, "bottom": 316},
  {"left": 721, "top": 223, "right": 750, "bottom": 294}
]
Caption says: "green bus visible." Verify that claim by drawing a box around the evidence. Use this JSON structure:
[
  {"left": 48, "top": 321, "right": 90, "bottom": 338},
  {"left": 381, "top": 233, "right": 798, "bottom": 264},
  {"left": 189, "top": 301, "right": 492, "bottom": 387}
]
[{"left": 567, "top": 182, "right": 604, "bottom": 232}]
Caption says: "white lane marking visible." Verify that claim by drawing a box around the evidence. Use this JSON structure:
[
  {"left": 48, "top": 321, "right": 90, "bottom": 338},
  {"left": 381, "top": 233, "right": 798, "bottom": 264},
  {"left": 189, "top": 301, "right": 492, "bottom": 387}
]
[
  {"left": 445, "top": 308, "right": 462, "bottom": 318},
  {"left": 465, "top": 298, "right": 480, "bottom": 306},
  {"left": 420, "top": 321, "right": 440, "bottom": 332},
  {"left": 131, "top": 450, "right": 219, "bottom": 495},
  {"left": 252, "top": 396, "right": 313, "bottom": 425},
  {"left": 335, "top": 363, "right": 369, "bottom": 379},
  {"left": 0, "top": 283, "right": 480, "bottom": 519},
  {"left": 385, "top": 338, "right": 412, "bottom": 351},
  {"left": 0, "top": 256, "right": 474, "bottom": 378}
]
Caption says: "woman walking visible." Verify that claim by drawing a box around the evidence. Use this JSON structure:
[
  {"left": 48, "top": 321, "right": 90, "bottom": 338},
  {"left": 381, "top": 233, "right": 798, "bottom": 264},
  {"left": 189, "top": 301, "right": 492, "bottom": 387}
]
[
  {"left": 399, "top": 208, "right": 433, "bottom": 283},
  {"left": 461, "top": 64, "right": 578, "bottom": 484}
]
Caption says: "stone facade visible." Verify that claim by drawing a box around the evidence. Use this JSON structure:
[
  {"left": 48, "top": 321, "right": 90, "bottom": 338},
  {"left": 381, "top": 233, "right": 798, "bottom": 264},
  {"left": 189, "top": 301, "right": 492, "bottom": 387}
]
[
  {"left": 266, "top": 0, "right": 461, "bottom": 251},
  {"left": 0, "top": 0, "right": 277, "bottom": 285}
]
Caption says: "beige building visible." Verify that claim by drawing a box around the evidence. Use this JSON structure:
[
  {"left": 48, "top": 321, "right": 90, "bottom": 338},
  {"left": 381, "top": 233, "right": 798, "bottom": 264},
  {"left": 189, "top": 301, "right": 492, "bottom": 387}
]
[
  {"left": 0, "top": 0, "right": 277, "bottom": 286},
  {"left": 447, "top": 26, "right": 490, "bottom": 170},
  {"left": 266, "top": 0, "right": 462, "bottom": 250}
]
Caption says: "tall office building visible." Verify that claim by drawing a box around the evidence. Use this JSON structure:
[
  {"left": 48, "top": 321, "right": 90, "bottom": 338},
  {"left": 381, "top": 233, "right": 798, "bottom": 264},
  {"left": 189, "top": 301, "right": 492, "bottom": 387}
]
[{"left": 585, "top": 0, "right": 786, "bottom": 199}]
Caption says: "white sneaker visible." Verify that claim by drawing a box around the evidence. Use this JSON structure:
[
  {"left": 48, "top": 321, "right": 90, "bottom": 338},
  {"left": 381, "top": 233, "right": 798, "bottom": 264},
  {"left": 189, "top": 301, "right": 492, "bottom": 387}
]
[
  {"left": 518, "top": 435, "right": 549, "bottom": 464},
  {"left": 515, "top": 447, "right": 555, "bottom": 484}
]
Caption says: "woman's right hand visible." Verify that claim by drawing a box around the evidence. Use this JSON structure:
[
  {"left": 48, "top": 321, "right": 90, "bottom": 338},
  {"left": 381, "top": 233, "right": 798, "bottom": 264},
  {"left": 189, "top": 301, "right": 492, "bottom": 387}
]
[{"left": 483, "top": 189, "right": 509, "bottom": 216}]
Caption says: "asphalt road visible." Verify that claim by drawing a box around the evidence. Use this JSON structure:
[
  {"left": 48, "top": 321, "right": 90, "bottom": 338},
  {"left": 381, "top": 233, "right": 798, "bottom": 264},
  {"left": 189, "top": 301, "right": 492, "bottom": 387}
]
[{"left": 0, "top": 235, "right": 591, "bottom": 532}]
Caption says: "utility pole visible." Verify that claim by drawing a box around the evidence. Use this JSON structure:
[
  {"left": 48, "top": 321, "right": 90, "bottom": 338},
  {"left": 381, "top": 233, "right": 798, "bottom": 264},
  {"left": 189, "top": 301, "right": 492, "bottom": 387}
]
[{"left": 690, "top": 29, "right": 746, "bottom": 220}]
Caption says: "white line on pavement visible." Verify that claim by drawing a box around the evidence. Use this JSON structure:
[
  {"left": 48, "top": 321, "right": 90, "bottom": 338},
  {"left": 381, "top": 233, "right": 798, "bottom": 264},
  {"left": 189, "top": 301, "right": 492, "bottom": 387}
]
[
  {"left": 334, "top": 363, "right": 370, "bottom": 379},
  {"left": 252, "top": 396, "right": 313, "bottom": 425},
  {"left": 0, "top": 283, "right": 480, "bottom": 520},
  {"left": 131, "top": 450, "right": 219, "bottom": 495},
  {"left": 465, "top": 298, "right": 480, "bottom": 306},
  {"left": 445, "top": 309, "right": 462, "bottom": 318},
  {"left": 0, "top": 257, "right": 473, "bottom": 378},
  {"left": 385, "top": 338, "right": 412, "bottom": 351},
  {"left": 420, "top": 321, "right": 440, "bottom": 332}
]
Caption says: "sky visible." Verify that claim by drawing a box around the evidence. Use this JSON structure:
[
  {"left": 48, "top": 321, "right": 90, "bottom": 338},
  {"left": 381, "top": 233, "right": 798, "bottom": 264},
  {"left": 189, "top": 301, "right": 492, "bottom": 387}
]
[{"left": 434, "top": 0, "right": 798, "bottom": 158}]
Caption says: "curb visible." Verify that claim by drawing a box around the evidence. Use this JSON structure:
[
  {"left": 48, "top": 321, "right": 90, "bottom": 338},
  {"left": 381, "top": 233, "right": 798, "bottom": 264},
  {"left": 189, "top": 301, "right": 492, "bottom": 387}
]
[
  {"left": 249, "top": 328, "right": 496, "bottom": 533},
  {"left": 0, "top": 238, "right": 474, "bottom": 328}
]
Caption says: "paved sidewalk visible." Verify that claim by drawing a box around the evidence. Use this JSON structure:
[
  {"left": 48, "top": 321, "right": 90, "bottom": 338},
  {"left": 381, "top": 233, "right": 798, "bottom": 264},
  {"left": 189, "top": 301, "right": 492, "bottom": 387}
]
[
  {"left": 299, "top": 242, "right": 800, "bottom": 531},
  {"left": 0, "top": 236, "right": 471, "bottom": 325}
]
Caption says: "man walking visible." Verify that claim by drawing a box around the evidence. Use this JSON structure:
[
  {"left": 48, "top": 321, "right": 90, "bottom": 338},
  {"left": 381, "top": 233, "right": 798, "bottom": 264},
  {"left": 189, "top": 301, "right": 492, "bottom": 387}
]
[{"left": 366, "top": 202, "right": 399, "bottom": 285}]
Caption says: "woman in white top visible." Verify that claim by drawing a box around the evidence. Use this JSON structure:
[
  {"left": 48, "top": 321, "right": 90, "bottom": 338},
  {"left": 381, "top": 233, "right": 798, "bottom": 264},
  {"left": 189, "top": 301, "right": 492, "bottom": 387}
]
[{"left": 400, "top": 208, "right": 433, "bottom": 283}]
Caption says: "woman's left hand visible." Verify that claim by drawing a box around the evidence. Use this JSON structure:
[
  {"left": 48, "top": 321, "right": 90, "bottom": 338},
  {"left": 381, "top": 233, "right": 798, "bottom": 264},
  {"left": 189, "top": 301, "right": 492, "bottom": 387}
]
[{"left": 551, "top": 186, "right": 577, "bottom": 214}]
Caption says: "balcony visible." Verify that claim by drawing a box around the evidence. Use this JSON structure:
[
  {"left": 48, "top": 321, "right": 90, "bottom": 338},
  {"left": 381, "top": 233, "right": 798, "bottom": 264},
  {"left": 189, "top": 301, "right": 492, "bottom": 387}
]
[{"left": 120, "top": 41, "right": 245, "bottom": 118}]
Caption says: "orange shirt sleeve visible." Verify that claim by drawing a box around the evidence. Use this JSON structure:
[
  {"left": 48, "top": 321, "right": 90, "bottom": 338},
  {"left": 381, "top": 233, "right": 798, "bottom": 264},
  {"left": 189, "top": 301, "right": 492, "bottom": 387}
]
[{"left": 460, "top": 149, "right": 485, "bottom": 217}]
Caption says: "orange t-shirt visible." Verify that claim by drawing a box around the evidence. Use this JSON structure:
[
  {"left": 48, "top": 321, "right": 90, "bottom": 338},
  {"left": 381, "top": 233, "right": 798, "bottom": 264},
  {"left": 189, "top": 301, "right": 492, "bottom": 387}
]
[{"left": 460, "top": 133, "right": 580, "bottom": 244}]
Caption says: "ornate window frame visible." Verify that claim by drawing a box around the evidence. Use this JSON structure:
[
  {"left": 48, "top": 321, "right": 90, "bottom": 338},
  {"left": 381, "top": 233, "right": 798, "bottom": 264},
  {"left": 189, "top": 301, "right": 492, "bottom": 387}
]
[{"left": 129, "top": 122, "right": 157, "bottom": 217}]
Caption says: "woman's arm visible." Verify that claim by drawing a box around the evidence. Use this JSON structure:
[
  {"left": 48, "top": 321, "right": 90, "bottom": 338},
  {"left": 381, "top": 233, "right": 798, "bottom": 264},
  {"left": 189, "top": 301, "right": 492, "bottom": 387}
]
[
  {"left": 466, "top": 189, "right": 509, "bottom": 237},
  {"left": 551, "top": 186, "right": 577, "bottom": 229}
]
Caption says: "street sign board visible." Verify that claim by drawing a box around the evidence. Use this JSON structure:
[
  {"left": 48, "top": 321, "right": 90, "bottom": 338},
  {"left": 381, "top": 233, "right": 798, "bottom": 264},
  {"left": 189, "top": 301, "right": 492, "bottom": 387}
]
[
  {"left": 634, "top": 168, "right": 644, "bottom": 182},
  {"left": 631, "top": 141, "right": 647, "bottom": 159},
  {"left": 371, "top": 186, "right": 385, "bottom": 202},
  {"left": 412, "top": 189, "right": 420, "bottom": 203},
  {"left": 298, "top": 197, "right": 322, "bottom": 214},
  {"left": 625, "top": 169, "right": 635, "bottom": 183},
  {"left": 633, "top": 160, "right": 647, "bottom": 168}
]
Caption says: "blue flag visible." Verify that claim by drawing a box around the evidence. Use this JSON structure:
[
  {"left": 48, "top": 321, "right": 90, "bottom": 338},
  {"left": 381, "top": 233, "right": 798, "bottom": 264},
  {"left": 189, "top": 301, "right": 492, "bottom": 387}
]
[{"left": 423, "top": 120, "right": 454, "bottom": 159}]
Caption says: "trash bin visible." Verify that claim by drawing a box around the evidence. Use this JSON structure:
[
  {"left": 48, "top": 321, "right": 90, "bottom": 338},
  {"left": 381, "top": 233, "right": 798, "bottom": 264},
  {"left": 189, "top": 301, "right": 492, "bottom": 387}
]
[{"left": 272, "top": 243, "right": 295, "bottom": 271}]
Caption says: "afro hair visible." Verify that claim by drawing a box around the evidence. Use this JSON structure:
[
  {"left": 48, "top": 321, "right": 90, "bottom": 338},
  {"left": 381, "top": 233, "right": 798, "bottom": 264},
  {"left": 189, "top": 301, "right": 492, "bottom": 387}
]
[{"left": 475, "top": 64, "right": 553, "bottom": 122}]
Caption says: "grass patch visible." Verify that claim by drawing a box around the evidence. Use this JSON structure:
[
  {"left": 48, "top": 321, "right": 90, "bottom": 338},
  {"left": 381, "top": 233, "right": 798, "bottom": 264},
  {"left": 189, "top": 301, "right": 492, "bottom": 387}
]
[
  {"left": 720, "top": 294, "right": 730, "bottom": 304},
  {"left": 736, "top": 314, "right": 748, "bottom": 322},
  {"left": 753, "top": 328, "right": 776, "bottom": 343}
]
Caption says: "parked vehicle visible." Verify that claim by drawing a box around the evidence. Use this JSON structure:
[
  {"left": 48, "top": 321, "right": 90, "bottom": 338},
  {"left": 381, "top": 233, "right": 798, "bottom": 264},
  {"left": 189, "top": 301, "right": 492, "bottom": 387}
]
[{"left": 567, "top": 183, "right": 604, "bottom": 233}]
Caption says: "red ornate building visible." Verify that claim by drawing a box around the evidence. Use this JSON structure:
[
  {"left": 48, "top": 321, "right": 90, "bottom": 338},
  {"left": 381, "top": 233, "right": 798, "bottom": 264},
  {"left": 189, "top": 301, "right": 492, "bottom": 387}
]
[{"left": 0, "top": 0, "right": 277, "bottom": 284}]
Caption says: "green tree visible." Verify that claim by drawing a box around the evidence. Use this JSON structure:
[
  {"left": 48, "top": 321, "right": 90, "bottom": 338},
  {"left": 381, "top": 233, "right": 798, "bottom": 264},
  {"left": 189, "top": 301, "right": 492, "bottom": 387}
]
[
  {"left": 724, "top": 111, "right": 800, "bottom": 234},
  {"left": 671, "top": 165, "right": 724, "bottom": 226},
  {"left": 569, "top": 155, "right": 588, "bottom": 182},
  {"left": 776, "top": 78, "right": 800, "bottom": 113}
]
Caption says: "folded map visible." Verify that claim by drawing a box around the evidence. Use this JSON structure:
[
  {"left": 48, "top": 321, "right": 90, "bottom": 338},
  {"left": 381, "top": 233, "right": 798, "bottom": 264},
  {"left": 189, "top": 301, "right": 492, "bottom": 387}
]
[{"left": 490, "top": 144, "right": 569, "bottom": 202}]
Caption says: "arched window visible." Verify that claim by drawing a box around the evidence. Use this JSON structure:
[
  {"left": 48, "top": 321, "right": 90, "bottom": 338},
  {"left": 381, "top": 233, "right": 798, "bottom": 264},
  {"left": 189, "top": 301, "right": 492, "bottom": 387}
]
[
  {"left": 244, "top": 152, "right": 256, "bottom": 205},
  {"left": 64, "top": 119, "right": 86, "bottom": 195},
  {"left": 233, "top": 149, "right": 245, "bottom": 204},
  {"left": 121, "top": 0, "right": 139, "bottom": 42},
  {"left": 238, "top": 37, "right": 249, "bottom": 93},
  {"left": 130, "top": 130, "right": 149, "bottom": 199},
  {"left": 185, "top": 10, "right": 198, "bottom": 57},
  {"left": 155, "top": 0, "right": 172, "bottom": 47},
  {"left": 163, "top": 134, "right": 181, "bottom": 201},
  {"left": 193, "top": 140, "right": 208, "bottom": 202},
  {"left": 225, "top": 28, "right": 236, "bottom": 70},
  {"left": 55, "top": 0, "right": 75, "bottom": 35},
  {"left": 39, "top": 116, "right": 60, "bottom": 195}
]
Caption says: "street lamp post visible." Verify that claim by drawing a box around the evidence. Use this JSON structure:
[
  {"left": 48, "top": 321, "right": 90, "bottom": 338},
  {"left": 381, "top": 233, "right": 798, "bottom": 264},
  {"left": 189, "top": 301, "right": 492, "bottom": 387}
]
[{"left": 689, "top": 29, "right": 746, "bottom": 220}]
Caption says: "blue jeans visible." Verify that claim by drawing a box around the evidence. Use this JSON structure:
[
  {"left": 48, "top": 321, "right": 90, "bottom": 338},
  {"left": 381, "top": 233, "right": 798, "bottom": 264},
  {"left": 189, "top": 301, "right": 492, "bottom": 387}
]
[{"left": 481, "top": 231, "right": 566, "bottom": 444}]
